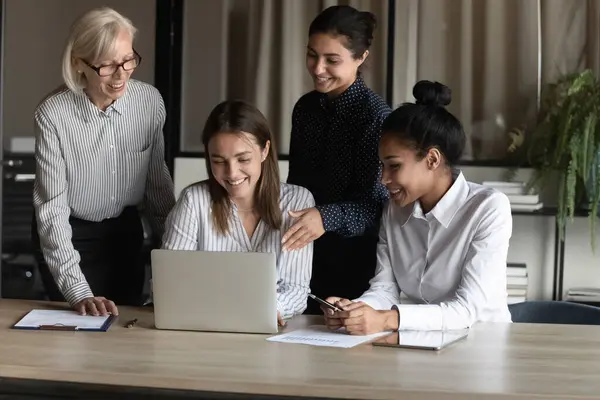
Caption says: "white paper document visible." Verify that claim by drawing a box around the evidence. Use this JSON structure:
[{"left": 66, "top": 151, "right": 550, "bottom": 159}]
[
  {"left": 13, "top": 310, "right": 112, "bottom": 330},
  {"left": 266, "top": 325, "right": 391, "bottom": 348}
]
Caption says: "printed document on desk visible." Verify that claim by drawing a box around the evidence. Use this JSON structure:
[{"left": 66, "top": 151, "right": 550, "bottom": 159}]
[
  {"left": 12, "top": 310, "right": 115, "bottom": 331},
  {"left": 267, "top": 325, "right": 390, "bottom": 348}
]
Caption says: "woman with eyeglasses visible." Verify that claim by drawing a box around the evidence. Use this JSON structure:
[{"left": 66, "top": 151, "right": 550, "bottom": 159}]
[{"left": 31, "top": 7, "right": 175, "bottom": 317}]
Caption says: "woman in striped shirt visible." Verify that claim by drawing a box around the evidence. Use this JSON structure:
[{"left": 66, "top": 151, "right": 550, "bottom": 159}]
[
  {"left": 162, "top": 100, "right": 314, "bottom": 325},
  {"left": 32, "top": 8, "right": 175, "bottom": 317}
]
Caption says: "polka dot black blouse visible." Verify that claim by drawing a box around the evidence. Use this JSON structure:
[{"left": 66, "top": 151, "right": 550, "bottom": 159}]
[{"left": 287, "top": 77, "right": 391, "bottom": 237}]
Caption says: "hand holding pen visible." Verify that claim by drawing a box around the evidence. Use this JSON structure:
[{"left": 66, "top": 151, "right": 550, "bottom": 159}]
[{"left": 308, "top": 294, "right": 353, "bottom": 331}]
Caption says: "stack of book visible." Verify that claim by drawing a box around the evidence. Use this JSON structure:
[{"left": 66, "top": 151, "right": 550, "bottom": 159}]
[
  {"left": 482, "top": 181, "right": 543, "bottom": 212},
  {"left": 506, "top": 262, "right": 528, "bottom": 304},
  {"left": 566, "top": 287, "right": 600, "bottom": 304}
]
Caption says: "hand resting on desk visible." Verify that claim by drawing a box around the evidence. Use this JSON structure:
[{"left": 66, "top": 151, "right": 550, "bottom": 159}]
[
  {"left": 74, "top": 296, "right": 118, "bottom": 317},
  {"left": 277, "top": 311, "right": 286, "bottom": 327},
  {"left": 323, "top": 296, "right": 399, "bottom": 335}
]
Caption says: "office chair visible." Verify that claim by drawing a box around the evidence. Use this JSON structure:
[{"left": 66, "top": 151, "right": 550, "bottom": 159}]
[{"left": 509, "top": 300, "right": 600, "bottom": 325}]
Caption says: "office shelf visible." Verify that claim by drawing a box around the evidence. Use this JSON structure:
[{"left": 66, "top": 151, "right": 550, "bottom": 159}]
[
  {"left": 511, "top": 206, "right": 598, "bottom": 301},
  {"left": 512, "top": 207, "right": 591, "bottom": 218}
]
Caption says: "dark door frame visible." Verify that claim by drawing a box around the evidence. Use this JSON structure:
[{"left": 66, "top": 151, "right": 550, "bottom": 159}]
[{"left": 0, "top": 0, "right": 6, "bottom": 298}]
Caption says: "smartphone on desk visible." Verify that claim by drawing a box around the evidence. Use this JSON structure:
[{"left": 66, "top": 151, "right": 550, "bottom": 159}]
[{"left": 308, "top": 294, "right": 343, "bottom": 312}]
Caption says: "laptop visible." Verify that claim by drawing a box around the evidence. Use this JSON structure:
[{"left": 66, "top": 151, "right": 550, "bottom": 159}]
[{"left": 150, "top": 249, "right": 278, "bottom": 334}]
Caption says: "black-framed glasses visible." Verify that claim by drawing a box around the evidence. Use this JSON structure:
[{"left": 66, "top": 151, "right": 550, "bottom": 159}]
[{"left": 82, "top": 49, "right": 142, "bottom": 77}]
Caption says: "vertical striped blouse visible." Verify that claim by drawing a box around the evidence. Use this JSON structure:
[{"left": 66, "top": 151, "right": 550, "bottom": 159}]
[
  {"left": 162, "top": 181, "right": 314, "bottom": 318},
  {"left": 33, "top": 79, "right": 176, "bottom": 306}
]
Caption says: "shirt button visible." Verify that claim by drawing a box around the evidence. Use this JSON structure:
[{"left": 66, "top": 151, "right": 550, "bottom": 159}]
[
  {"left": 110, "top": 144, "right": 114, "bottom": 149},
  {"left": 112, "top": 170, "right": 116, "bottom": 174},
  {"left": 111, "top": 196, "right": 115, "bottom": 201}
]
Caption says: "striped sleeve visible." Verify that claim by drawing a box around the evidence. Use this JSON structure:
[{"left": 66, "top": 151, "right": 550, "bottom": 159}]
[
  {"left": 162, "top": 186, "right": 199, "bottom": 250},
  {"left": 33, "top": 107, "right": 93, "bottom": 306},
  {"left": 143, "top": 93, "right": 176, "bottom": 242},
  {"left": 277, "top": 186, "right": 315, "bottom": 318}
]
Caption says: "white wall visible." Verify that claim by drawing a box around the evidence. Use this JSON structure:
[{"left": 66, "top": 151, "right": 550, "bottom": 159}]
[{"left": 173, "top": 157, "right": 600, "bottom": 301}]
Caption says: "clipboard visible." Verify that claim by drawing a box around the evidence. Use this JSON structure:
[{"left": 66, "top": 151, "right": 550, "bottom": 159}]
[{"left": 12, "top": 309, "right": 116, "bottom": 332}]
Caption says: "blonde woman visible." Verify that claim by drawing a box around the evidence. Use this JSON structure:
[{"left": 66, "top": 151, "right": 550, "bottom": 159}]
[{"left": 32, "top": 7, "right": 175, "bottom": 317}]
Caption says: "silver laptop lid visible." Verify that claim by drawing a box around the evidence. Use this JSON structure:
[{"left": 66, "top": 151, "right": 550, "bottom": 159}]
[{"left": 151, "top": 249, "right": 278, "bottom": 334}]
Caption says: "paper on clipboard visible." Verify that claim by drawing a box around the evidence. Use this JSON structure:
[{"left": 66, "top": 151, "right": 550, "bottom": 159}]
[{"left": 13, "top": 310, "right": 114, "bottom": 331}]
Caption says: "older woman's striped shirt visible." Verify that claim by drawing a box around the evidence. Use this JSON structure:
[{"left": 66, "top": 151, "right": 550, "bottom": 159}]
[{"left": 33, "top": 79, "right": 176, "bottom": 306}]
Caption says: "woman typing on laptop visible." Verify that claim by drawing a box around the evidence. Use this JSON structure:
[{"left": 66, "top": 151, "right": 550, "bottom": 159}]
[
  {"left": 161, "top": 100, "right": 314, "bottom": 326},
  {"left": 321, "top": 81, "right": 513, "bottom": 334}
]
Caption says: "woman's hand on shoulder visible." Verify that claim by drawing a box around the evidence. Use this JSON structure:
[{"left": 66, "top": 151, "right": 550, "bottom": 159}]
[
  {"left": 74, "top": 296, "right": 118, "bottom": 316},
  {"left": 281, "top": 207, "right": 325, "bottom": 250}
]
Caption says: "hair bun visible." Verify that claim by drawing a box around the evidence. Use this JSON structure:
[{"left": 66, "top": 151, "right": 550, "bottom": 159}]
[
  {"left": 413, "top": 80, "right": 451, "bottom": 107},
  {"left": 360, "top": 11, "right": 377, "bottom": 31}
]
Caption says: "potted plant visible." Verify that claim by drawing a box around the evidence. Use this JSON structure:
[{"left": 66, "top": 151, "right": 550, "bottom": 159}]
[{"left": 526, "top": 69, "right": 600, "bottom": 250}]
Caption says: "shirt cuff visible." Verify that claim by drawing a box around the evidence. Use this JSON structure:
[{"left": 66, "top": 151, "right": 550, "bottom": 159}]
[
  {"left": 63, "top": 281, "right": 94, "bottom": 307},
  {"left": 315, "top": 204, "right": 342, "bottom": 232},
  {"left": 394, "top": 304, "right": 443, "bottom": 331},
  {"left": 276, "top": 300, "right": 286, "bottom": 319}
]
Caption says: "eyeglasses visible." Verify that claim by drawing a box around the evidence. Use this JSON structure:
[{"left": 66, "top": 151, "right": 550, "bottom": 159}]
[{"left": 82, "top": 50, "right": 142, "bottom": 77}]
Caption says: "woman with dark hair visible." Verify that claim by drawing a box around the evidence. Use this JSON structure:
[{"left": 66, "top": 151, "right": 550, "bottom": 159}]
[
  {"left": 162, "top": 100, "right": 314, "bottom": 325},
  {"left": 321, "top": 81, "right": 513, "bottom": 334},
  {"left": 283, "top": 5, "right": 391, "bottom": 314}
]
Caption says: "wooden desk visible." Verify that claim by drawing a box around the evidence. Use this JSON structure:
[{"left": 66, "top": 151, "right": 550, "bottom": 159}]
[{"left": 0, "top": 299, "right": 599, "bottom": 399}]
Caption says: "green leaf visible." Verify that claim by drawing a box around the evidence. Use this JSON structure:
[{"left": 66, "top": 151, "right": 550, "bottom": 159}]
[
  {"left": 566, "top": 160, "right": 576, "bottom": 220},
  {"left": 557, "top": 171, "right": 566, "bottom": 242},
  {"left": 582, "top": 115, "right": 596, "bottom": 181}
]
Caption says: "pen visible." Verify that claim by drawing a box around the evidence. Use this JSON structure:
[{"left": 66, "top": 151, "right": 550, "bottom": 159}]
[
  {"left": 308, "top": 294, "right": 344, "bottom": 312},
  {"left": 124, "top": 318, "right": 138, "bottom": 328}
]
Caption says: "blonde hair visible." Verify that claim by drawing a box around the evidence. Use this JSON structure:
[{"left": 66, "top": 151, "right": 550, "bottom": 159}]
[{"left": 62, "top": 7, "right": 137, "bottom": 93}]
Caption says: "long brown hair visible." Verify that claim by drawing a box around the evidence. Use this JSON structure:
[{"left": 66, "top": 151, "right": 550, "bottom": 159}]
[{"left": 202, "top": 100, "right": 281, "bottom": 235}]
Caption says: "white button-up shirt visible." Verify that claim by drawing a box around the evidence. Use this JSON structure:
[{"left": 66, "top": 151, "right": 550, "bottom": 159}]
[{"left": 356, "top": 171, "right": 513, "bottom": 330}]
